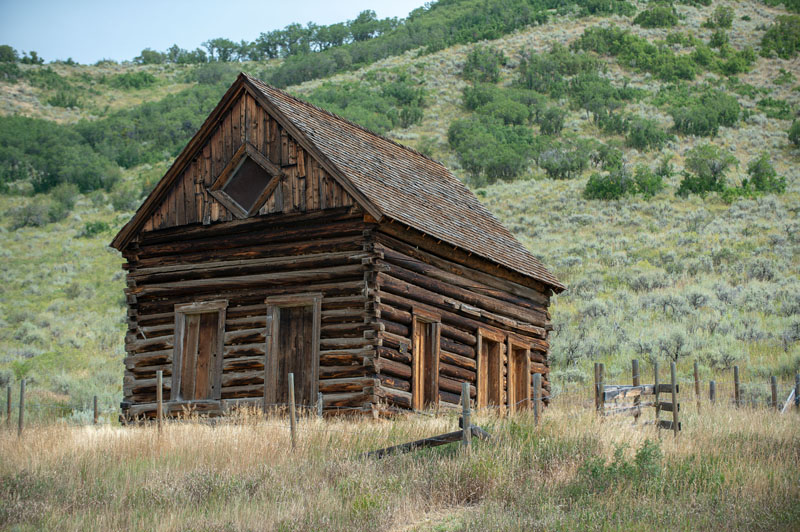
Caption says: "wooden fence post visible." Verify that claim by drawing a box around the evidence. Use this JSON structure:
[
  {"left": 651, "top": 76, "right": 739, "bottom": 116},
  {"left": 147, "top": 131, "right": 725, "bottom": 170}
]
[
  {"left": 288, "top": 373, "right": 296, "bottom": 451},
  {"left": 598, "top": 363, "right": 605, "bottom": 417},
  {"left": 734, "top": 366, "right": 740, "bottom": 408},
  {"left": 654, "top": 362, "right": 660, "bottom": 430},
  {"left": 156, "top": 370, "right": 163, "bottom": 435},
  {"left": 632, "top": 359, "right": 640, "bottom": 421},
  {"left": 461, "top": 382, "right": 471, "bottom": 449},
  {"left": 93, "top": 395, "right": 99, "bottom": 425},
  {"left": 594, "top": 362, "right": 600, "bottom": 413},
  {"left": 693, "top": 360, "right": 700, "bottom": 412},
  {"left": 6, "top": 385, "right": 10, "bottom": 427},
  {"left": 670, "top": 362, "right": 679, "bottom": 438},
  {"left": 317, "top": 392, "right": 323, "bottom": 419},
  {"left": 17, "top": 379, "right": 25, "bottom": 438},
  {"left": 709, "top": 380, "right": 716, "bottom": 404},
  {"left": 533, "top": 373, "right": 542, "bottom": 426},
  {"left": 770, "top": 376, "right": 778, "bottom": 410},
  {"left": 795, "top": 374, "right": 800, "bottom": 410}
]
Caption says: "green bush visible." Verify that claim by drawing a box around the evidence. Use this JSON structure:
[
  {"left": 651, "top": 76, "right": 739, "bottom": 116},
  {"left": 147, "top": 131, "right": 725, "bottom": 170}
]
[
  {"left": 47, "top": 90, "right": 81, "bottom": 108},
  {"left": 709, "top": 30, "right": 729, "bottom": 49},
  {"left": 0, "top": 44, "right": 18, "bottom": 62},
  {"left": 677, "top": 143, "right": 737, "bottom": 197},
  {"left": 583, "top": 164, "right": 664, "bottom": 200},
  {"left": 10, "top": 194, "right": 72, "bottom": 229},
  {"left": 633, "top": 165, "right": 665, "bottom": 198},
  {"left": 704, "top": 6, "right": 735, "bottom": 29},
  {"left": 626, "top": 117, "right": 671, "bottom": 151},
  {"left": 462, "top": 45, "right": 507, "bottom": 83},
  {"left": 634, "top": 6, "right": 679, "bottom": 28},
  {"left": 757, "top": 97, "right": 793, "bottom": 120},
  {"left": 80, "top": 221, "right": 111, "bottom": 237},
  {"left": 536, "top": 107, "right": 566, "bottom": 135},
  {"left": 517, "top": 44, "right": 600, "bottom": 98},
  {"left": 761, "top": 15, "right": 800, "bottom": 59},
  {"left": 669, "top": 89, "right": 740, "bottom": 137},
  {"left": 447, "top": 117, "right": 534, "bottom": 182},
  {"left": 186, "top": 62, "right": 242, "bottom": 86},
  {"left": 538, "top": 140, "right": 592, "bottom": 180},
  {"left": 789, "top": 120, "right": 800, "bottom": 147},
  {"left": 108, "top": 71, "right": 157, "bottom": 90},
  {"left": 745, "top": 153, "right": 786, "bottom": 194}
]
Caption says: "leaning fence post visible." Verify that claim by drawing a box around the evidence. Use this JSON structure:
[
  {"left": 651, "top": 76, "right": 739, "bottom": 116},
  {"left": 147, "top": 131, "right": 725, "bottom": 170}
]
[
  {"left": 18, "top": 379, "right": 25, "bottom": 438},
  {"left": 709, "top": 380, "right": 716, "bottom": 404},
  {"left": 734, "top": 366, "right": 740, "bottom": 408},
  {"left": 670, "top": 362, "right": 679, "bottom": 437},
  {"left": 770, "top": 376, "right": 778, "bottom": 410},
  {"left": 6, "top": 385, "right": 10, "bottom": 427},
  {"left": 156, "top": 370, "right": 163, "bottom": 435},
  {"left": 533, "top": 373, "right": 542, "bottom": 426},
  {"left": 93, "top": 395, "right": 99, "bottom": 425},
  {"left": 654, "top": 362, "right": 661, "bottom": 432},
  {"left": 693, "top": 360, "right": 700, "bottom": 412},
  {"left": 632, "top": 359, "right": 640, "bottom": 421},
  {"left": 317, "top": 391, "right": 323, "bottom": 419},
  {"left": 288, "top": 373, "right": 297, "bottom": 451},
  {"left": 461, "top": 382, "right": 471, "bottom": 449}
]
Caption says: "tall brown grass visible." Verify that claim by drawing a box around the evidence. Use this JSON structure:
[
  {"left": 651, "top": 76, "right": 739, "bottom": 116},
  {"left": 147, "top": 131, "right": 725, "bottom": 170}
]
[{"left": 1, "top": 399, "right": 798, "bottom": 531}]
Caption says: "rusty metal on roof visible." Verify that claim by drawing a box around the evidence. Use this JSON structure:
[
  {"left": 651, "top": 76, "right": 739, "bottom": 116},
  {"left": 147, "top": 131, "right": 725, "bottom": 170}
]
[{"left": 246, "top": 75, "right": 564, "bottom": 292}]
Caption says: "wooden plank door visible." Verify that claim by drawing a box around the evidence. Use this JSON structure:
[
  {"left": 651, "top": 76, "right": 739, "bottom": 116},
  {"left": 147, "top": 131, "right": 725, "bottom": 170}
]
[
  {"left": 411, "top": 312, "right": 440, "bottom": 410},
  {"left": 265, "top": 293, "right": 322, "bottom": 409},
  {"left": 507, "top": 341, "right": 531, "bottom": 413},
  {"left": 477, "top": 330, "right": 504, "bottom": 409},
  {"left": 172, "top": 300, "right": 227, "bottom": 402}
]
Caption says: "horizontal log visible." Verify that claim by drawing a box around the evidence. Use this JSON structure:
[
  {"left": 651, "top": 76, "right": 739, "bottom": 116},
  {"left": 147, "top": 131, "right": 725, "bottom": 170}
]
[
  {"left": 379, "top": 318, "right": 409, "bottom": 337},
  {"left": 378, "top": 374, "right": 411, "bottom": 393},
  {"left": 319, "top": 377, "right": 378, "bottom": 394},
  {"left": 224, "top": 328, "right": 266, "bottom": 345},
  {"left": 319, "top": 337, "right": 372, "bottom": 350},
  {"left": 224, "top": 343, "right": 265, "bottom": 358},
  {"left": 377, "top": 303, "right": 476, "bottom": 346},
  {"left": 223, "top": 356, "right": 264, "bottom": 372},
  {"left": 657, "top": 384, "right": 679, "bottom": 394},
  {"left": 658, "top": 419, "right": 681, "bottom": 431},
  {"left": 375, "top": 357, "right": 412, "bottom": 379},
  {"left": 440, "top": 350, "right": 477, "bottom": 371},
  {"left": 441, "top": 337, "right": 474, "bottom": 359},
  {"left": 440, "top": 376, "right": 476, "bottom": 397},
  {"left": 377, "top": 345, "right": 412, "bottom": 365},
  {"left": 364, "top": 429, "right": 464, "bottom": 458},
  {"left": 379, "top": 331, "right": 411, "bottom": 351},
  {"left": 440, "top": 362, "right": 476, "bottom": 382},
  {"left": 127, "top": 335, "right": 174, "bottom": 355},
  {"left": 603, "top": 385, "right": 655, "bottom": 402},
  {"left": 222, "top": 370, "right": 263, "bottom": 387},
  {"left": 322, "top": 391, "right": 375, "bottom": 409},
  {"left": 320, "top": 364, "right": 368, "bottom": 379},
  {"left": 378, "top": 386, "right": 412, "bottom": 408},
  {"left": 658, "top": 401, "right": 680, "bottom": 413},
  {"left": 222, "top": 384, "right": 263, "bottom": 399},
  {"left": 124, "top": 349, "right": 172, "bottom": 369}
]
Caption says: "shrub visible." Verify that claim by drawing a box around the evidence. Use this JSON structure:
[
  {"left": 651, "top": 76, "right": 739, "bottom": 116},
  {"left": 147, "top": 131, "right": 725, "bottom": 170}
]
[
  {"left": 634, "top": 6, "right": 679, "bottom": 28},
  {"left": 80, "top": 221, "right": 110, "bottom": 238},
  {"left": 583, "top": 168, "right": 634, "bottom": 200},
  {"left": 633, "top": 165, "right": 665, "bottom": 198},
  {"left": 745, "top": 153, "right": 786, "bottom": 194},
  {"left": 789, "top": 120, "right": 800, "bottom": 147},
  {"left": 538, "top": 140, "right": 592, "bottom": 179},
  {"left": 709, "top": 30, "right": 729, "bottom": 49},
  {"left": 462, "top": 45, "right": 506, "bottom": 83},
  {"left": 10, "top": 195, "right": 71, "bottom": 229},
  {"left": 626, "top": 117, "right": 671, "bottom": 151},
  {"left": 537, "top": 107, "right": 566, "bottom": 135},
  {"left": 187, "top": 62, "right": 241, "bottom": 85},
  {"left": 669, "top": 89, "right": 740, "bottom": 137},
  {"left": 476, "top": 96, "right": 530, "bottom": 125},
  {"left": 447, "top": 117, "right": 533, "bottom": 182},
  {"left": 704, "top": 6, "right": 734, "bottom": 29},
  {"left": 760, "top": 15, "right": 800, "bottom": 59},
  {"left": 0, "top": 44, "right": 18, "bottom": 62},
  {"left": 757, "top": 97, "right": 792, "bottom": 120},
  {"left": 108, "top": 72, "right": 157, "bottom": 90},
  {"left": 677, "top": 143, "right": 737, "bottom": 197}
]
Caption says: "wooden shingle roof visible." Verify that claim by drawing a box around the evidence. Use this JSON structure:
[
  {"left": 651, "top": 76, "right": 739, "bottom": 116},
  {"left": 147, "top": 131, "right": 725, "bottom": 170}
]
[
  {"left": 112, "top": 73, "right": 563, "bottom": 292},
  {"left": 246, "top": 75, "right": 563, "bottom": 292}
]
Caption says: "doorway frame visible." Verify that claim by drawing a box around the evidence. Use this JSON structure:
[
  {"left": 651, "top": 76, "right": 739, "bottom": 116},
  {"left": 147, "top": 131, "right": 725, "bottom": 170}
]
[
  {"left": 264, "top": 292, "right": 322, "bottom": 406},
  {"left": 171, "top": 299, "right": 227, "bottom": 402}
]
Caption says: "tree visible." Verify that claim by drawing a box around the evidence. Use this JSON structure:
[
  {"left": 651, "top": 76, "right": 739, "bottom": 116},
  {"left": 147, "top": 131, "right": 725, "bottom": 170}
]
[
  {"left": 745, "top": 153, "right": 785, "bottom": 193},
  {"left": 789, "top": 120, "right": 800, "bottom": 147},
  {"left": 0, "top": 44, "right": 18, "bottom": 63},
  {"left": 350, "top": 10, "right": 381, "bottom": 42},
  {"left": 134, "top": 48, "right": 166, "bottom": 64},
  {"left": 462, "top": 45, "right": 506, "bottom": 83},
  {"left": 203, "top": 38, "right": 239, "bottom": 61},
  {"left": 677, "top": 143, "right": 737, "bottom": 196}
]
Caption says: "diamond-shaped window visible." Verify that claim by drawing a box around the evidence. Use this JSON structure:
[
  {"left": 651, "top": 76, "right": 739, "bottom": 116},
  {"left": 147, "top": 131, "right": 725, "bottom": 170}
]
[{"left": 209, "top": 142, "right": 282, "bottom": 218}]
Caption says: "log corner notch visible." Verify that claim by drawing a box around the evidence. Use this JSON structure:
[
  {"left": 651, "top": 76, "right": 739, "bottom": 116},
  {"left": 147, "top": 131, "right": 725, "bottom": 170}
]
[{"left": 112, "top": 73, "right": 563, "bottom": 420}]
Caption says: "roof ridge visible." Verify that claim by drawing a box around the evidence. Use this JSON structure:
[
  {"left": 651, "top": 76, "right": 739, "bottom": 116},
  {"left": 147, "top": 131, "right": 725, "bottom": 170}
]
[{"left": 242, "top": 72, "right": 450, "bottom": 171}]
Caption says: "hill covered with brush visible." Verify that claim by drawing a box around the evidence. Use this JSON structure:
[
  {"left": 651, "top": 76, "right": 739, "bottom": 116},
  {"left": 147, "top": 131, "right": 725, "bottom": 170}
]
[{"left": 0, "top": 0, "right": 798, "bottom": 411}]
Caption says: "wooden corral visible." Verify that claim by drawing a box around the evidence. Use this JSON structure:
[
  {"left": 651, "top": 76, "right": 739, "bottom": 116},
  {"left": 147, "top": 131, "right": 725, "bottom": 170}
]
[{"left": 111, "top": 73, "right": 565, "bottom": 419}]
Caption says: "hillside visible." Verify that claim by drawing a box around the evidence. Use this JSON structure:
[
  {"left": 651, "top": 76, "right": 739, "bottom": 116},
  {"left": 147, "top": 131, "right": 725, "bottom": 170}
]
[{"left": 0, "top": 0, "right": 798, "bottom": 411}]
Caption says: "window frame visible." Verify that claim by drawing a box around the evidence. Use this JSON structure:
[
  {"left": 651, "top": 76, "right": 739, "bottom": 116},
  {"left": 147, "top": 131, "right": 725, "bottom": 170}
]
[
  {"left": 208, "top": 141, "right": 284, "bottom": 219},
  {"left": 264, "top": 292, "right": 322, "bottom": 407},
  {"left": 171, "top": 299, "right": 227, "bottom": 402},
  {"left": 411, "top": 308, "right": 441, "bottom": 411}
]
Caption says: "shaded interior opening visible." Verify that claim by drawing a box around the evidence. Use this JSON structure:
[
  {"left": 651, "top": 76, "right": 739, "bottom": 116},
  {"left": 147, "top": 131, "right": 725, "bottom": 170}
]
[{"left": 224, "top": 157, "right": 271, "bottom": 212}]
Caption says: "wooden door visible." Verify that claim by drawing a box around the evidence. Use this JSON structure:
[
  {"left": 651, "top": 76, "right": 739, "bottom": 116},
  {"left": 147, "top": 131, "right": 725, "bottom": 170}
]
[
  {"left": 507, "top": 341, "right": 531, "bottom": 412},
  {"left": 265, "top": 294, "right": 322, "bottom": 408},
  {"left": 412, "top": 312, "right": 440, "bottom": 410},
  {"left": 477, "top": 330, "right": 504, "bottom": 409},
  {"left": 172, "top": 300, "right": 226, "bottom": 402}
]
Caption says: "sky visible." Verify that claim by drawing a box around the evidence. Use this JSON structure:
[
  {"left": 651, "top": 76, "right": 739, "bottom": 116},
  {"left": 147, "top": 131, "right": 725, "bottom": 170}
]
[{"left": 0, "top": 0, "right": 429, "bottom": 64}]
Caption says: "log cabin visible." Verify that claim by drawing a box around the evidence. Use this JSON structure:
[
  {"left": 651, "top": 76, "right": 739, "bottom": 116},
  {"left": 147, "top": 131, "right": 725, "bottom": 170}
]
[{"left": 111, "top": 73, "right": 565, "bottom": 419}]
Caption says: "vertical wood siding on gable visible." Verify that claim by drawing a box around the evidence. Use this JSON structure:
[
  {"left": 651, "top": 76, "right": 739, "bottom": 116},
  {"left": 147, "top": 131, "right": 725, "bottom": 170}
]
[{"left": 141, "top": 93, "right": 355, "bottom": 233}]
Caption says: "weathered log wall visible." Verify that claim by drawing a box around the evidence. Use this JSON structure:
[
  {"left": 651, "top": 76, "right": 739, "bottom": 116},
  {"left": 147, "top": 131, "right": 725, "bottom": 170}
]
[
  {"left": 367, "top": 227, "right": 553, "bottom": 413},
  {"left": 122, "top": 208, "right": 377, "bottom": 418}
]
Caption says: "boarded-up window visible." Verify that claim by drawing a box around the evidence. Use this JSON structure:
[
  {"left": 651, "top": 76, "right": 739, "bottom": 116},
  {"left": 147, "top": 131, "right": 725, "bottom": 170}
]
[
  {"left": 507, "top": 338, "right": 531, "bottom": 412},
  {"left": 412, "top": 310, "right": 441, "bottom": 410},
  {"left": 172, "top": 300, "right": 226, "bottom": 401},
  {"left": 265, "top": 293, "right": 322, "bottom": 408},
  {"left": 477, "top": 329, "right": 505, "bottom": 409},
  {"left": 209, "top": 142, "right": 282, "bottom": 218}
]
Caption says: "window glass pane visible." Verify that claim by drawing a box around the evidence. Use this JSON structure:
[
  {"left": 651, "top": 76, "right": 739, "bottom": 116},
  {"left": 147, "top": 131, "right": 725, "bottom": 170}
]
[{"left": 224, "top": 157, "right": 270, "bottom": 212}]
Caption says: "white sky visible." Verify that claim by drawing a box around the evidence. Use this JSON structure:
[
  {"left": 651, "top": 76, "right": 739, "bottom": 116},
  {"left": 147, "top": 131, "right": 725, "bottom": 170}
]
[{"left": 0, "top": 0, "right": 429, "bottom": 64}]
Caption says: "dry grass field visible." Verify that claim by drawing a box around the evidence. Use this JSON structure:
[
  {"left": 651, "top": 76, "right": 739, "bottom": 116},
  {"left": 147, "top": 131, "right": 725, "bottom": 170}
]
[{"left": 1, "top": 399, "right": 798, "bottom": 531}]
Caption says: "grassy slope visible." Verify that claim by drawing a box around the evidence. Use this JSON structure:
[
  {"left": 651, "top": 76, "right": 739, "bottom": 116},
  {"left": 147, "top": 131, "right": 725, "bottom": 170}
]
[{"left": 0, "top": 0, "right": 798, "bottom": 409}]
